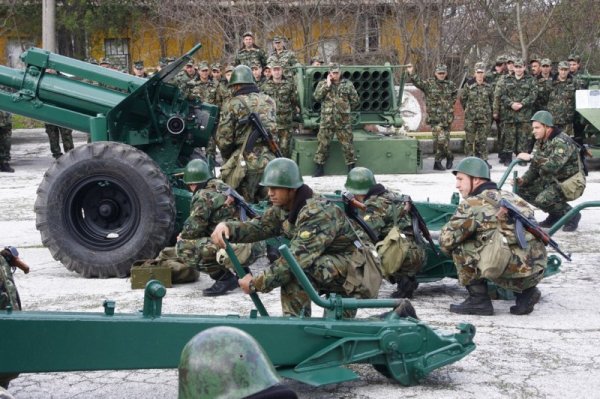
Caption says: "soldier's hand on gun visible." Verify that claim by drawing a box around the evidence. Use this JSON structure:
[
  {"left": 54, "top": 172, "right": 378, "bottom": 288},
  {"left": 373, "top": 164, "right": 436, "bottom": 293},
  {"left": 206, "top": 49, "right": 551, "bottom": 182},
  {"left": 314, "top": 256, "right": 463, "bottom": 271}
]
[
  {"left": 225, "top": 195, "right": 235, "bottom": 207},
  {"left": 211, "top": 222, "right": 230, "bottom": 248}
]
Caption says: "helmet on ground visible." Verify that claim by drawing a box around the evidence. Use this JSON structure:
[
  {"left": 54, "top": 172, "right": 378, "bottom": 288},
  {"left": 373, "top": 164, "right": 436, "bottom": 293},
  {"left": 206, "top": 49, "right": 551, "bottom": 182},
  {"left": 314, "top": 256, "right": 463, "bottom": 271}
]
[
  {"left": 344, "top": 167, "right": 376, "bottom": 195},
  {"left": 178, "top": 326, "right": 281, "bottom": 399},
  {"left": 228, "top": 65, "right": 255, "bottom": 86},
  {"left": 259, "top": 158, "right": 303, "bottom": 189},
  {"left": 452, "top": 157, "right": 490, "bottom": 179},
  {"left": 183, "top": 159, "right": 211, "bottom": 184},
  {"left": 530, "top": 110, "right": 554, "bottom": 127}
]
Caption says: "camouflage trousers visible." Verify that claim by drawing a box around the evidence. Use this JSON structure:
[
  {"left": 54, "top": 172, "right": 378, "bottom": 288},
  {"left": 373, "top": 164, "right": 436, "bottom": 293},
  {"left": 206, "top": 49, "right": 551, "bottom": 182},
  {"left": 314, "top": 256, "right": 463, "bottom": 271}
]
[
  {"left": 452, "top": 240, "right": 546, "bottom": 292},
  {"left": 464, "top": 120, "right": 490, "bottom": 160},
  {"left": 389, "top": 241, "right": 426, "bottom": 282},
  {"left": 313, "top": 126, "right": 355, "bottom": 165},
  {"left": 500, "top": 121, "right": 531, "bottom": 154},
  {"left": 518, "top": 179, "right": 571, "bottom": 215},
  {"left": 241, "top": 149, "right": 274, "bottom": 203},
  {"left": 0, "top": 126, "right": 12, "bottom": 162},
  {"left": 45, "top": 124, "right": 74, "bottom": 158},
  {"left": 205, "top": 136, "right": 217, "bottom": 159},
  {"left": 432, "top": 124, "right": 452, "bottom": 162},
  {"left": 274, "top": 128, "right": 293, "bottom": 158}
]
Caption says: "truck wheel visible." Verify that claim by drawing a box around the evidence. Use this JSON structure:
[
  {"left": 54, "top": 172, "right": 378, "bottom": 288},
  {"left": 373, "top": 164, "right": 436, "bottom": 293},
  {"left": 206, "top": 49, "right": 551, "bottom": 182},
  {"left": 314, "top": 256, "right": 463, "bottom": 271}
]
[{"left": 35, "top": 142, "right": 176, "bottom": 278}]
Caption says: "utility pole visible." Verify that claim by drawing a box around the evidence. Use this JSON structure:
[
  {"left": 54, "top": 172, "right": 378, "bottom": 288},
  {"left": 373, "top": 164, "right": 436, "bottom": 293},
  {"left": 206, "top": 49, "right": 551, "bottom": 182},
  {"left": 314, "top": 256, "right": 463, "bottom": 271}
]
[{"left": 42, "top": 0, "right": 56, "bottom": 52}]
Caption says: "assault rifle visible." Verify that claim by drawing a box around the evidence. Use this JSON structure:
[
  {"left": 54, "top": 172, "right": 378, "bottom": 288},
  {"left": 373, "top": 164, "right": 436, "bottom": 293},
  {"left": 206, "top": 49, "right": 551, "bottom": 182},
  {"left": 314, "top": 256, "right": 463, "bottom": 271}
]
[
  {"left": 341, "top": 192, "right": 379, "bottom": 243},
  {"left": 499, "top": 199, "right": 571, "bottom": 261},
  {"left": 225, "top": 187, "right": 258, "bottom": 221},
  {"left": 400, "top": 195, "right": 439, "bottom": 255},
  {"left": 240, "top": 112, "right": 283, "bottom": 158}
]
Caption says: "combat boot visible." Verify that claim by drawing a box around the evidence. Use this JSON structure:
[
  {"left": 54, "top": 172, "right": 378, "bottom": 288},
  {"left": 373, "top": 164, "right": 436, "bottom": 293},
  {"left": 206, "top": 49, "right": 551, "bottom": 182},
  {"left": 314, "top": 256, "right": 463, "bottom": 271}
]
[
  {"left": 498, "top": 153, "right": 506, "bottom": 164},
  {"left": 445, "top": 156, "right": 454, "bottom": 170},
  {"left": 449, "top": 279, "right": 494, "bottom": 315},
  {"left": 390, "top": 275, "right": 419, "bottom": 299},
  {"left": 502, "top": 153, "right": 513, "bottom": 167},
  {"left": 562, "top": 212, "right": 581, "bottom": 232},
  {"left": 378, "top": 298, "right": 418, "bottom": 319},
  {"left": 313, "top": 163, "right": 325, "bottom": 177},
  {"left": 202, "top": 272, "right": 238, "bottom": 297},
  {"left": 510, "top": 286, "right": 541, "bottom": 315},
  {"left": 347, "top": 163, "right": 356, "bottom": 172},
  {"left": 0, "top": 162, "right": 14, "bottom": 173},
  {"left": 538, "top": 212, "right": 562, "bottom": 228},
  {"left": 433, "top": 161, "right": 445, "bottom": 171}
]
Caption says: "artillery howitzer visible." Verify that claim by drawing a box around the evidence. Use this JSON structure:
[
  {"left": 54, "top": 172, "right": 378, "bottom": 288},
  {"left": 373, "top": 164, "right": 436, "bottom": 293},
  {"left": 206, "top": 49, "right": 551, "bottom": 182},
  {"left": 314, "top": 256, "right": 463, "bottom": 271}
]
[{"left": 0, "top": 44, "right": 217, "bottom": 278}]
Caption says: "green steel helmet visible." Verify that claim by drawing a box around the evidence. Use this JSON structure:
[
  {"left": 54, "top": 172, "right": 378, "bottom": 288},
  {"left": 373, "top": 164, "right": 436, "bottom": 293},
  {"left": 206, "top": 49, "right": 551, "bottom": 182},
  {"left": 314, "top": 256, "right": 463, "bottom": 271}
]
[
  {"left": 344, "top": 167, "right": 376, "bottom": 195},
  {"left": 452, "top": 157, "right": 490, "bottom": 180},
  {"left": 259, "top": 158, "right": 303, "bottom": 189},
  {"left": 228, "top": 65, "right": 255, "bottom": 87},
  {"left": 531, "top": 110, "right": 554, "bottom": 127},
  {"left": 178, "top": 326, "right": 281, "bottom": 399},
  {"left": 183, "top": 159, "right": 211, "bottom": 184}
]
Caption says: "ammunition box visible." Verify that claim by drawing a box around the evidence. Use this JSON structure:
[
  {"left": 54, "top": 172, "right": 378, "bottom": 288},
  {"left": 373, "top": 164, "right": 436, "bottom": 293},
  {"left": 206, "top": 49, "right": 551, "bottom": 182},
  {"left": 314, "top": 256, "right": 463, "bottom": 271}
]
[{"left": 131, "top": 265, "right": 172, "bottom": 289}]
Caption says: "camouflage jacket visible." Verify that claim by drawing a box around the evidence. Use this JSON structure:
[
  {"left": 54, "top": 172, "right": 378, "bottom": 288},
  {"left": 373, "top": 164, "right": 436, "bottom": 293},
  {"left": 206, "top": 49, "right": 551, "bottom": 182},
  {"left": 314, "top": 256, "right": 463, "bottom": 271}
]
[
  {"left": 261, "top": 78, "right": 299, "bottom": 128},
  {"left": 410, "top": 74, "right": 457, "bottom": 126},
  {"left": 179, "top": 179, "right": 238, "bottom": 240},
  {"left": 439, "top": 183, "right": 547, "bottom": 277},
  {"left": 460, "top": 81, "right": 494, "bottom": 123},
  {"left": 234, "top": 47, "right": 267, "bottom": 68},
  {"left": 521, "top": 128, "right": 581, "bottom": 186},
  {"left": 533, "top": 75, "right": 553, "bottom": 111},
  {"left": 571, "top": 70, "right": 589, "bottom": 90},
  {"left": 492, "top": 73, "right": 511, "bottom": 116},
  {"left": 173, "top": 71, "right": 198, "bottom": 98},
  {"left": 313, "top": 79, "right": 359, "bottom": 128},
  {"left": 498, "top": 74, "right": 538, "bottom": 122},
  {"left": 0, "top": 111, "right": 12, "bottom": 128},
  {"left": 227, "top": 187, "right": 367, "bottom": 292},
  {"left": 546, "top": 77, "right": 576, "bottom": 125},
  {"left": 217, "top": 81, "right": 232, "bottom": 104},
  {"left": 216, "top": 90, "right": 277, "bottom": 160},
  {"left": 189, "top": 79, "right": 222, "bottom": 106},
  {"left": 361, "top": 186, "right": 413, "bottom": 241},
  {"left": 0, "top": 255, "right": 19, "bottom": 310},
  {"left": 266, "top": 49, "right": 299, "bottom": 77}
]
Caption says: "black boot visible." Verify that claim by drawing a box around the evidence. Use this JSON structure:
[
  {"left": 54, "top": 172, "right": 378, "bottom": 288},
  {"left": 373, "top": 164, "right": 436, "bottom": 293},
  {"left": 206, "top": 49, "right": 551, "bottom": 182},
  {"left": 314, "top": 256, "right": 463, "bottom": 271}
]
[
  {"left": 449, "top": 279, "right": 494, "bottom": 315},
  {"left": 347, "top": 163, "right": 356, "bottom": 172},
  {"left": 202, "top": 272, "right": 239, "bottom": 296},
  {"left": 538, "top": 212, "right": 562, "bottom": 228},
  {"left": 562, "top": 212, "right": 581, "bottom": 232},
  {"left": 313, "top": 163, "right": 325, "bottom": 177},
  {"left": 445, "top": 156, "right": 454, "bottom": 170},
  {"left": 502, "top": 153, "right": 513, "bottom": 167},
  {"left": 390, "top": 276, "right": 419, "bottom": 299},
  {"left": 0, "top": 162, "right": 14, "bottom": 173},
  {"left": 378, "top": 298, "right": 419, "bottom": 319},
  {"left": 510, "top": 286, "right": 541, "bottom": 315},
  {"left": 498, "top": 153, "right": 506, "bottom": 164},
  {"left": 433, "top": 161, "right": 445, "bottom": 171}
]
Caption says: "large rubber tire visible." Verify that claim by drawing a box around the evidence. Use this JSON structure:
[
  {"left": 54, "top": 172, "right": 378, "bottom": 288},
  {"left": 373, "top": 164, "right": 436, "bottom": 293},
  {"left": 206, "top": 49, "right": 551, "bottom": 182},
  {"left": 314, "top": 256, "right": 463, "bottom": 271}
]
[{"left": 35, "top": 142, "right": 176, "bottom": 278}]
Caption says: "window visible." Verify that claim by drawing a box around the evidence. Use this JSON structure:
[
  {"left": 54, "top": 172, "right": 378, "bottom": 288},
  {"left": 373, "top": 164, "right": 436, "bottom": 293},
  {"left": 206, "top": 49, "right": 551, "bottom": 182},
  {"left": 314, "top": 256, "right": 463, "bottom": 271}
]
[
  {"left": 104, "top": 38, "right": 130, "bottom": 71},
  {"left": 356, "top": 15, "right": 380, "bottom": 53}
]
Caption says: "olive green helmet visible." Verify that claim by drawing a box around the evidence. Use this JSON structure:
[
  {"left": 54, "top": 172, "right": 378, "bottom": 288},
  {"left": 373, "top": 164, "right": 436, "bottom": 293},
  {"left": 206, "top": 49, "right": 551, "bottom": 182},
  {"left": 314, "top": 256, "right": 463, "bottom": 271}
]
[
  {"left": 452, "top": 157, "right": 490, "bottom": 179},
  {"left": 344, "top": 167, "right": 376, "bottom": 195},
  {"left": 259, "top": 158, "right": 303, "bottom": 189},
  {"left": 178, "top": 326, "right": 281, "bottom": 399},
  {"left": 183, "top": 159, "right": 211, "bottom": 184},
  {"left": 531, "top": 110, "right": 554, "bottom": 127},
  {"left": 228, "top": 65, "right": 255, "bottom": 87}
]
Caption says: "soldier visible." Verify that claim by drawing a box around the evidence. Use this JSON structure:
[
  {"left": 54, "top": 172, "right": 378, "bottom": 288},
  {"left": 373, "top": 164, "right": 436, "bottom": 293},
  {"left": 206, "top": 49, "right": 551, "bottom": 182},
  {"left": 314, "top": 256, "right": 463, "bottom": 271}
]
[
  {"left": 261, "top": 62, "right": 299, "bottom": 158},
  {"left": 215, "top": 65, "right": 277, "bottom": 202},
  {"left": 568, "top": 54, "right": 589, "bottom": 139},
  {"left": 262, "top": 64, "right": 272, "bottom": 81},
  {"left": 250, "top": 61, "right": 265, "bottom": 87},
  {"left": 234, "top": 31, "right": 267, "bottom": 69},
  {"left": 312, "top": 63, "right": 360, "bottom": 177},
  {"left": 266, "top": 36, "right": 299, "bottom": 78},
  {"left": 45, "top": 124, "right": 74, "bottom": 159},
  {"left": 516, "top": 111, "right": 584, "bottom": 232},
  {"left": 132, "top": 60, "right": 148, "bottom": 78},
  {"left": 218, "top": 65, "right": 235, "bottom": 104},
  {"left": 344, "top": 167, "right": 426, "bottom": 299},
  {"left": 546, "top": 61, "right": 576, "bottom": 136},
  {"left": 496, "top": 58, "right": 538, "bottom": 164},
  {"left": 440, "top": 157, "right": 547, "bottom": 316},
  {"left": 406, "top": 63, "right": 457, "bottom": 171},
  {"left": 533, "top": 58, "right": 554, "bottom": 113},
  {"left": 0, "top": 111, "right": 14, "bottom": 173},
  {"left": 175, "top": 159, "right": 257, "bottom": 296},
  {"left": 210, "top": 63, "right": 222, "bottom": 83},
  {"left": 211, "top": 158, "right": 381, "bottom": 317},
  {"left": 529, "top": 56, "right": 541, "bottom": 78},
  {"left": 172, "top": 60, "right": 198, "bottom": 96},
  {"left": 99, "top": 58, "right": 111, "bottom": 68},
  {"left": 488, "top": 56, "right": 507, "bottom": 159},
  {"left": 460, "top": 62, "right": 494, "bottom": 166},
  {"left": 310, "top": 56, "right": 324, "bottom": 66},
  {"left": 189, "top": 61, "right": 221, "bottom": 106}
]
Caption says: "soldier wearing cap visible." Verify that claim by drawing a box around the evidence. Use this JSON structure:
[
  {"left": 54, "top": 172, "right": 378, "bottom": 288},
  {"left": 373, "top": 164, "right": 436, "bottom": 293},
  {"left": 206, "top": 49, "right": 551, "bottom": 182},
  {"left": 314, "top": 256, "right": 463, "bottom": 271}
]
[
  {"left": 261, "top": 61, "right": 299, "bottom": 158},
  {"left": 99, "top": 57, "right": 112, "bottom": 68},
  {"left": 210, "top": 63, "right": 222, "bottom": 82},
  {"left": 262, "top": 63, "right": 272, "bottom": 81},
  {"left": 234, "top": 31, "right": 267, "bottom": 69},
  {"left": 266, "top": 36, "right": 299, "bottom": 79},
  {"left": 172, "top": 59, "right": 199, "bottom": 95},
  {"left": 495, "top": 57, "right": 538, "bottom": 164},
  {"left": 534, "top": 58, "right": 554, "bottom": 112},
  {"left": 406, "top": 63, "right": 457, "bottom": 171},
  {"left": 132, "top": 60, "right": 148, "bottom": 78},
  {"left": 312, "top": 63, "right": 360, "bottom": 177},
  {"left": 529, "top": 55, "right": 541, "bottom": 78},
  {"left": 250, "top": 61, "right": 265, "bottom": 88},
  {"left": 460, "top": 62, "right": 494, "bottom": 166},
  {"left": 487, "top": 55, "right": 508, "bottom": 152},
  {"left": 568, "top": 54, "right": 589, "bottom": 138},
  {"left": 310, "top": 56, "right": 324, "bottom": 66},
  {"left": 546, "top": 61, "right": 576, "bottom": 136}
]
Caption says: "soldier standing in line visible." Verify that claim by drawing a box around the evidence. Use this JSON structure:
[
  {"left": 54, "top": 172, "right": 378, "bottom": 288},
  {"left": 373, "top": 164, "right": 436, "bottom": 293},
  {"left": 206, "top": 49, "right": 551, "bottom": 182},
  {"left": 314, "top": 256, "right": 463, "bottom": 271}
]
[
  {"left": 234, "top": 31, "right": 267, "bottom": 69},
  {"left": 567, "top": 54, "right": 589, "bottom": 139},
  {"left": 266, "top": 36, "right": 299, "bottom": 78},
  {"left": 250, "top": 61, "right": 265, "bottom": 88},
  {"left": 312, "top": 63, "right": 360, "bottom": 177},
  {"left": 189, "top": 61, "right": 221, "bottom": 163},
  {"left": 546, "top": 61, "right": 576, "bottom": 136},
  {"left": 0, "top": 111, "right": 14, "bottom": 173},
  {"left": 496, "top": 58, "right": 538, "bottom": 164},
  {"left": 533, "top": 58, "right": 554, "bottom": 113},
  {"left": 211, "top": 158, "right": 381, "bottom": 317},
  {"left": 407, "top": 63, "right": 457, "bottom": 171},
  {"left": 172, "top": 60, "right": 198, "bottom": 97},
  {"left": 487, "top": 56, "right": 507, "bottom": 161},
  {"left": 310, "top": 56, "right": 324, "bottom": 66},
  {"left": 262, "top": 64, "right": 272, "bottom": 82},
  {"left": 218, "top": 65, "right": 235, "bottom": 104},
  {"left": 261, "top": 62, "right": 299, "bottom": 158},
  {"left": 460, "top": 62, "right": 494, "bottom": 167},
  {"left": 529, "top": 56, "right": 541, "bottom": 78},
  {"left": 132, "top": 61, "right": 148, "bottom": 78},
  {"left": 440, "top": 157, "right": 547, "bottom": 316},
  {"left": 45, "top": 124, "right": 74, "bottom": 159}
]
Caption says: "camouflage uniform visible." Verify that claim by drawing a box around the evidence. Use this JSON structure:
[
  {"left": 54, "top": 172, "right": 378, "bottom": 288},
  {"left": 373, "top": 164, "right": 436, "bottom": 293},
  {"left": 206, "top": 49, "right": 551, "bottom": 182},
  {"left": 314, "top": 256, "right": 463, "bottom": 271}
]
[
  {"left": 313, "top": 78, "right": 360, "bottom": 166},
  {"left": 261, "top": 77, "right": 299, "bottom": 157},
  {"left": 497, "top": 73, "right": 538, "bottom": 154},
  {"left": 216, "top": 89, "right": 277, "bottom": 202},
  {"left": 546, "top": 76, "right": 576, "bottom": 136},
  {"left": 225, "top": 185, "right": 379, "bottom": 317},
  {"left": 234, "top": 47, "right": 267, "bottom": 69},
  {"left": 266, "top": 49, "right": 299, "bottom": 78},
  {"left": 518, "top": 128, "right": 581, "bottom": 216},
  {"left": 534, "top": 75, "right": 552, "bottom": 113},
  {"left": 409, "top": 73, "right": 457, "bottom": 163},
  {"left": 0, "top": 254, "right": 20, "bottom": 389},
  {"left": 45, "top": 124, "right": 74, "bottom": 159},
  {"left": 487, "top": 70, "right": 507, "bottom": 155},
  {"left": 0, "top": 112, "right": 12, "bottom": 163},
  {"left": 176, "top": 179, "right": 255, "bottom": 281},
  {"left": 460, "top": 80, "right": 493, "bottom": 160},
  {"left": 172, "top": 70, "right": 197, "bottom": 98},
  {"left": 440, "top": 182, "right": 547, "bottom": 292},
  {"left": 189, "top": 78, "right": 222, "bottom": 160}
]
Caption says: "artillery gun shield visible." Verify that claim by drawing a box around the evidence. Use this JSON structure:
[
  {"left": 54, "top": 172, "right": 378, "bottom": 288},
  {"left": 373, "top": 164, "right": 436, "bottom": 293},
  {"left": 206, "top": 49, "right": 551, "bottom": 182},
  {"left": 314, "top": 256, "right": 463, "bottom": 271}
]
[{"left": 34, "top": 142, "right": 176, "bottom": 277}]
